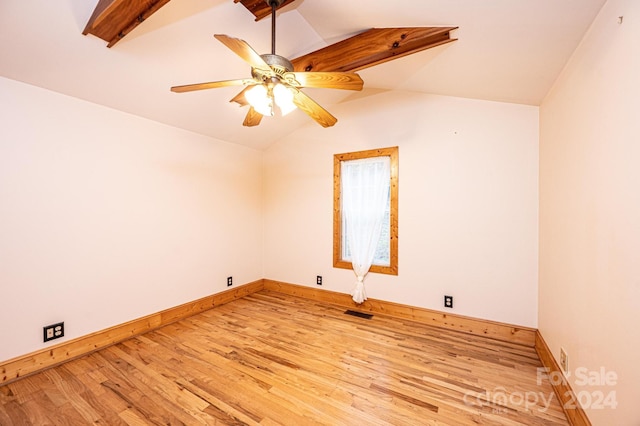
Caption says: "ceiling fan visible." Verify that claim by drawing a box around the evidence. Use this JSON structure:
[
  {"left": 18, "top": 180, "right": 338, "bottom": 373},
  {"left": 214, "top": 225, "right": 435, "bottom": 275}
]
[{"left": 170, "top": 0, "right": 364, "bottom": 128}]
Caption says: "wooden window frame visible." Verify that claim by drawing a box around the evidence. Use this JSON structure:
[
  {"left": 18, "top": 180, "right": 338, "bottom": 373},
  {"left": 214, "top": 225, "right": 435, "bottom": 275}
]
[{"left": 333, "top": 147, "right": 398, "bottom": 275}]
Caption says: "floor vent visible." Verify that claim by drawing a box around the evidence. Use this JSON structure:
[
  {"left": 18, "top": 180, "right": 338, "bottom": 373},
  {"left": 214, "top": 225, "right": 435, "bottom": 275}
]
[{"left": 344, "top": 310, "right": 373, "bottom": 319}]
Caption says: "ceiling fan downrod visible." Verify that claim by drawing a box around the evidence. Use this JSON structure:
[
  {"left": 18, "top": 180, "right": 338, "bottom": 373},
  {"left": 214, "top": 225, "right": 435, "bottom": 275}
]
[
  {"left": 267, "top": 0, "right": 284, "bottom": 55},
  {"left": 256, "top": 0, "right": 293, "bottom": 77}
]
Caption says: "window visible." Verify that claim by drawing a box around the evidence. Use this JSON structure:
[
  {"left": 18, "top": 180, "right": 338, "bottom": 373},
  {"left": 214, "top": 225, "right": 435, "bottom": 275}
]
[{"left": 333, "top": 147, "right": 398, "bottom": 275}]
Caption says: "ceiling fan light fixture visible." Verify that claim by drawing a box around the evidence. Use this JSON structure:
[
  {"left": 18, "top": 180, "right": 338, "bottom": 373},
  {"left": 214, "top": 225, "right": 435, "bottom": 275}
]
[
  {"left": 245, "top": 84, "right": 274, "bottom": 116},
  {"left": 273, "top": 83, "right": 296, "bottom": 115}
]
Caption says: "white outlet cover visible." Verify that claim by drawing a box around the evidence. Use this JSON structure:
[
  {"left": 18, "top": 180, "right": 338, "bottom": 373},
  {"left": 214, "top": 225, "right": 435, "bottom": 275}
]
[{"left": 560, "top": 347, "right": 568, "bottom": 373}]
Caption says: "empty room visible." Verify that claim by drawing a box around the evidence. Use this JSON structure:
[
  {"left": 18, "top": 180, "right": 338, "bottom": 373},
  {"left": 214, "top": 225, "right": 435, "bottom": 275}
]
[{"left": 1, "top": 0, "right": 638, "bottom": 425}]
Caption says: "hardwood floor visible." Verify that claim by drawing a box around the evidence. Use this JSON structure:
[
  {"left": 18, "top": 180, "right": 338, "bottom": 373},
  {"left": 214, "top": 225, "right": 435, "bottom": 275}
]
[{"left": 0, "top": 290, "right": 569, "bottom": 425}]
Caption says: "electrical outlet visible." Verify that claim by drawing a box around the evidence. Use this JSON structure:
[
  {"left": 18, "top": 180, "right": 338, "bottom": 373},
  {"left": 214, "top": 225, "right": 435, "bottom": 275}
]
[
  {"left": 560, "top": 347, "right": 569, "bottom": 374},
  {"left": 444, "top": 295, "right": 453, "bottom": 308},
  {"left": 316, "top": 275, "right": 322, "bottom": 285},
  {"left": 43, "top": 322, "right": 64, "bottom": 342},
  {"left": 227, "top": 276, "right": 233, "bottom": 287}
]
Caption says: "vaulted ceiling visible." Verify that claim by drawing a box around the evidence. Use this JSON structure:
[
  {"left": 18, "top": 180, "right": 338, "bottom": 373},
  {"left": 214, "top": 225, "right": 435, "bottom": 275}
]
[{"left": 0, "top": 0, "right": 606, "bottom": 150}]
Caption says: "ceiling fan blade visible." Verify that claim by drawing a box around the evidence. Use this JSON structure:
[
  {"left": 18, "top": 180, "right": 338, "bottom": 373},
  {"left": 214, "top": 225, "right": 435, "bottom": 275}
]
[
  {"left": 214, "top": 34, "right": 272, "bottom": 72},
  {"left": 291, "top": 89, "right": 337, "bottom": 128},
  {"left": 230, "top": 87, "right": 250, "bottom": 106},
  {"left": 171, "top": 79, "right": 255, "bottom": 93},
  {"left": 283, "top": 72, "right": 364, "bottom": 91},
  {"left": 243, "top": 107, "right": 263, "bottom": 127}
]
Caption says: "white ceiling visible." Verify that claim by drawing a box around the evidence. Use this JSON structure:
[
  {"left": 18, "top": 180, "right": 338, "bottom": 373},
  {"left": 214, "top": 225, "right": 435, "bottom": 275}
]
[{"left": 0, "top": 0, "right": 606, "bottom": 150}]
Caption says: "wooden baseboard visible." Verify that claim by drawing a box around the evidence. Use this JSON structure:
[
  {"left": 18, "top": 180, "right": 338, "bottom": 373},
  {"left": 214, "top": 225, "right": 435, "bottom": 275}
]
[
  {"left": 1, "top": 278, "right": 586, "bottom": 426},
  {"left": 535, "top": 331, "right": 592, "bottom": 426},
  {"left": 263, "top": 279, "right": 536, "bottom": 346},
  {"left": 0, "top": 280, "right": 264, "bottom": 386},
  {"left": 0, "top": 278, "right": 539, "bottom": 387}
]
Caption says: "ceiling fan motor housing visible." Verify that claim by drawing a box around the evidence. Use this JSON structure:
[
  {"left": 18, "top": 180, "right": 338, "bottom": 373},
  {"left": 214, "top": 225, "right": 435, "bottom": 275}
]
[{"left": 252, "top": 54, "right": 294, "bottom": 82}]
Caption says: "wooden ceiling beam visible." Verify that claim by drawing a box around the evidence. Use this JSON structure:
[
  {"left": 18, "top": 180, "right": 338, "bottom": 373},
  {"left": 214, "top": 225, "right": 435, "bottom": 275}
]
[
  {"left": 234, "top": 0, "right": 297, "bottom": 21},
  {"left": 83, "top": 0, "right": 171, "bottom": 47},
  {"left": 291, "top": 27, "right": 458, "bottom": 73}
]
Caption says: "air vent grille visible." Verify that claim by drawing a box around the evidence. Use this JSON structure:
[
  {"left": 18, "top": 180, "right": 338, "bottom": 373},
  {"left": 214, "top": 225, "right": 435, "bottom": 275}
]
[{"left": 344, "top": 310, "right": 373, "bottom": 320}]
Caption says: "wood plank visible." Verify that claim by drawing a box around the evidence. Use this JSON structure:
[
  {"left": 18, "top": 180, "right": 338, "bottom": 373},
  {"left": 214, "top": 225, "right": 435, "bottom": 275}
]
[
  {"left": 291, "top": 27, "right": 457, "bottom": 72},
  {"left": 263, "top": 279, "right": 537, "bottom": 346},
  {"left": 83, "top": 0, "right": 171, "bottom": 47},
  {"left": 0, "top": 280, "right": 264, "bottom": 386},
  {"left": 534, "top": 331, "right": 592, "bottom": 426},
  {"left": 234, "top": 0, "right": 297, "bottom": 21},
  {"left": 0, "top": 291, "right": 569, "bottom": 425}
]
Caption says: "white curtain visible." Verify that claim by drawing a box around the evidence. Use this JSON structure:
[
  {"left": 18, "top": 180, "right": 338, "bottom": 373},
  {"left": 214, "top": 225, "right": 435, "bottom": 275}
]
[{"left": 341, "top": 156, "right": 390, "bottom": 304}]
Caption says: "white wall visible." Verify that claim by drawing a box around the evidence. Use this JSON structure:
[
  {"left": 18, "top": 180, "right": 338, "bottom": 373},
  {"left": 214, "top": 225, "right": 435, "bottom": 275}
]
[
  {"left": 539, "top": 0, "right": 640, "bottom": 424},
  {"left": 264, "top": 91, "right": 539, "bottom": 327},
  {"left": 0, "top": 77, "right": 263, "bottom": 362}
]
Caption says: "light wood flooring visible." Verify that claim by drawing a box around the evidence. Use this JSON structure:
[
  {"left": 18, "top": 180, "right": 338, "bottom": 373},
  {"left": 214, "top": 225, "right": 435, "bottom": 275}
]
[{"left": 0, "top": 290, "right": 569, "bottom": 425}]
